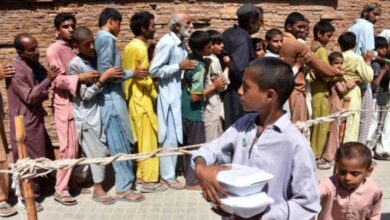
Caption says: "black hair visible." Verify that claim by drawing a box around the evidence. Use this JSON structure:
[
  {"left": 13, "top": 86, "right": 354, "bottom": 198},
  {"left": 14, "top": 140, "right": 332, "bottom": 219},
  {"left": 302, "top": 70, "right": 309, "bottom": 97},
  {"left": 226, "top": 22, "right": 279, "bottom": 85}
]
[
  {"left": 54, "top": 12, "right": 76, "bottom": 28},
  {"left": 335, "top": 142, "right": 372, "bottom": 169},
  {"left": 72, "top": 27, "right": 93, "bottom": 45},
  {"left": 98, "top": 8, "right": 122, "bottom": 27},
  {"left": 247, "top": 57, "right": 295, "bottom": 107},
  {"left": 284, "top": 12, "right": 306, "bottom": 31},
  {"left": 252, "top": 38, "right": 265, "bottom": 52},
  {"left": 206, "top": 30, "right": 223, "bottom": 44},
  {"left": 313, "top": 20, "right": 335, "bottom": 39},
  {"left": 328, "top": 51, "right": 343, "bottom": 63},
  {"left": 14, "top": 33, "right": 33, "bottom": 54},
  {"left": 338, "top": 32, "right": 356, "bottom": 51},
  {"left": 238, "top": 7, "right": 263, "bottom": 30},
  {"left": 265, "top": 28, "right": 282, "bottom": 41},
  {"left": 188, "top": 31, "right": 211, "bottom": 53},
  {"left": 130, "top": 11, "right": 154, "bottom": 36},
  {"left": 375, "top": 36, "right": 388, "bottom": 50}
]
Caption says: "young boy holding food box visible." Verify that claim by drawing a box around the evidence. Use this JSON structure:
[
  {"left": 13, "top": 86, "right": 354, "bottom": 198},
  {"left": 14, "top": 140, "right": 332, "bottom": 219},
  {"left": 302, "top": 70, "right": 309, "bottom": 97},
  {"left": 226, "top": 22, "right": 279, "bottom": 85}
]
[{"left": 193, "top": 57, "right": 320, "bottom": 219}]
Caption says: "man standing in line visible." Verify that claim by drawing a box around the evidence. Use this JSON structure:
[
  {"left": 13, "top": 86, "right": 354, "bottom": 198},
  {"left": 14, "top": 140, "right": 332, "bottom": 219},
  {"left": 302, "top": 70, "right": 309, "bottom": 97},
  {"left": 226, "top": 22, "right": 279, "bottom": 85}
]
[
  {"left": 222, "top": 3, "right": 263, "bottom": 129},
  {"left": 149, "top": 12, "right": 196, "bottom": 189},
  {"left": 348, "top": 3, "right": 380, "bottom": 145},
  {"left": 95, "top": 8, "right": 146, "bottom": 202},
  {"left": 123, "top": 11, "right": 168, "bottom": 192}
]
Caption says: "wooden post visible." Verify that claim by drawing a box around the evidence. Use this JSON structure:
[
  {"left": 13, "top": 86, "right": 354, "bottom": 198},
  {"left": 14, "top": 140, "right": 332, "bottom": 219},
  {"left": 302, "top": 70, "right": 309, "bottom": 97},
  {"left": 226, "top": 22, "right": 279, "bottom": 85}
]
[
  {"left": 338, "top": 97, "right": 351, "bottom": 146},
  {"left": 15, "top": 115, "right": 38, "bottom": 220}
]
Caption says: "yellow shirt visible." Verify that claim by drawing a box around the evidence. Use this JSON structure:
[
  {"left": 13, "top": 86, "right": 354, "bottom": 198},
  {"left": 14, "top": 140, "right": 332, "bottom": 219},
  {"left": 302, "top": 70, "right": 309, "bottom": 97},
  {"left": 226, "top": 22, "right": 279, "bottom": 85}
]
[{"left": 123, "top": 38, "right": 158, "bottom": 139}]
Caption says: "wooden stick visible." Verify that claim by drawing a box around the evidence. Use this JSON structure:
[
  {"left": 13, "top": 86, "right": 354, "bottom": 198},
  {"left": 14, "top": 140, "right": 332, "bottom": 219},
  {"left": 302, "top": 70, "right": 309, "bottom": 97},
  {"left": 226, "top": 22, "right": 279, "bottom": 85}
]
[
  {"left": 15, "top": 115, "right": 38, "bottom": 220},
  {"left": 338, "top": 97, "right": 351, "bottom": 145}
]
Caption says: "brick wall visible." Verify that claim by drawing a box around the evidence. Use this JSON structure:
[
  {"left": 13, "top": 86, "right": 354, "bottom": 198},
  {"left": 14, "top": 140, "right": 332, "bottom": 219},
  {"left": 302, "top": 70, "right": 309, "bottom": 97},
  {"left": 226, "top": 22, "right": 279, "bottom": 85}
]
[{"left": 0, "top": 0, "right": 388, "bottom": 145}]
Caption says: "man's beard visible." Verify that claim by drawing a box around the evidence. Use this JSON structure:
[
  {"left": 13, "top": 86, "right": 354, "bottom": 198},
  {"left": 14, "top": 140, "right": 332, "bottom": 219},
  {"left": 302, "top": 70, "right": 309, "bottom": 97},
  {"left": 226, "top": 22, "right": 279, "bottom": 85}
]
[{"left": 179, "top": 26, "right": 191, "bottom": 38}]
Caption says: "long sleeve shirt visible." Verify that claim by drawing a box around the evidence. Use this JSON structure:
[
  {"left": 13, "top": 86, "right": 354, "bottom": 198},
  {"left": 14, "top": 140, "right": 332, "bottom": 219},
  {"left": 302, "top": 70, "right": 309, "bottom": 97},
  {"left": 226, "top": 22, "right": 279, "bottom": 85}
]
[
  {"left": 192, "top": 113, "right": 321, "bottom": 219},
  {"left": 67, "top": 55, "right": 105, "bottom": 144},
  {"left": 222, "top": 25, "right": 255, "bottom": 91},
  {"left": 46, "top": 40, "right": 79, "bottom": 121},
  {"left": 149, "top": 32, "right": 187, "bottom": 144},
  {"left": 318, "top": 175, "right": 382, "bottom": 220},
  {"left": 94, "top": 30, "right": 134, "bottom": 144},
  {"left": 123, "top": 38, "right": 158, "bottom": 139},
  {"left": 348, "top": 18, "right": 375, "bottom": 56},
  {"left": 7, "top": 57, "right": 53, "bottom": 160}
]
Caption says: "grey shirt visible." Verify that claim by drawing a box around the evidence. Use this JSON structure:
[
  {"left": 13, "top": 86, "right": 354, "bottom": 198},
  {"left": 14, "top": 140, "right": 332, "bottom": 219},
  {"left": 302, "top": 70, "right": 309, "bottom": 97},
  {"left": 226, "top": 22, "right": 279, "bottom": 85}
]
[
  {"left": 67, "top": 56, "right": 105, "bottom": 143},
  {"left": 192, "top": 113, "right": 320, "bottom": 219}
]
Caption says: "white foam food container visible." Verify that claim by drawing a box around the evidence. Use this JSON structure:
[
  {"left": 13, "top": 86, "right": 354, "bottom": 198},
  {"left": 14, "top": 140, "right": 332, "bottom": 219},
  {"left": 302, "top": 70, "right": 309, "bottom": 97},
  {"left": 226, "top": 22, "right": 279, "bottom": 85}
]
[
  {"left": 217, "top": 164, "right": 273, "bottom": 196},
  {"left": 210, "top": 192, "right": 274, "bottom": 218}
]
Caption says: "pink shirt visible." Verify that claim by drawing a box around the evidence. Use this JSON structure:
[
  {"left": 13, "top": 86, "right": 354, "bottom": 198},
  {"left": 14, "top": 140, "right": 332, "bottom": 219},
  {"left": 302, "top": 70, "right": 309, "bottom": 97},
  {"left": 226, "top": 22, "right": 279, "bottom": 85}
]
[
  {"left": 46, "top": 40, "right": 79, "bottom": 121},
  {"left": 318, "top": 175, "right": 382, "bottom": 220}
]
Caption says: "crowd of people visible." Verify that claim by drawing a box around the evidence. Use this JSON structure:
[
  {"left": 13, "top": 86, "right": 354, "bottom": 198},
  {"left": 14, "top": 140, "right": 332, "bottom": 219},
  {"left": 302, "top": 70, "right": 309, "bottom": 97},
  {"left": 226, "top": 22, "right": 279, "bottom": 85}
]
[{"left": 0, "top": 2, "right": 387, "bottom": 219}]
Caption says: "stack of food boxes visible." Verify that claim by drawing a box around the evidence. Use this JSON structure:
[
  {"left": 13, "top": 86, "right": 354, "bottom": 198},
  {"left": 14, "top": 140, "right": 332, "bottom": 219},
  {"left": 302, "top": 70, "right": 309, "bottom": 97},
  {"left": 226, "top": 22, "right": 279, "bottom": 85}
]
[{"left": 210, "top": 164, "right": 274, "bottom": 218}]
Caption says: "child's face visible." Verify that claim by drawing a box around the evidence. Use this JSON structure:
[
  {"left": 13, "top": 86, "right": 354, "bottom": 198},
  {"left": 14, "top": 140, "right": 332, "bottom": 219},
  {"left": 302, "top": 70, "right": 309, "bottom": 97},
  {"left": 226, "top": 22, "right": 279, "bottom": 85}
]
[
  {"left": 316, "top": 31, "right": 333, "bottom": 46},
  {"left": 77, "top": 35, "right": 95, "bottom": 60},
  {"left": 197, "top": 42, "right": 213, "bottom": 57},
  {"left": 376, "top": 46, "right": 387, "bottom": 58},
  {"left": 238, "top": 68, "right": 270, "bottom": 113},
  {"left": 255, "top": 44, "right": 265, "bottom": 57},
  {"left": 211, "top": 42, "right": 224, "bottom": 55},
  {"left": 335, "top": 158, "right": 372, "bottom": 191},
  {"left": 109, "top": 19, "right": 121, "bottom": 37},
  {"left": 267, "top": 35, "right": 283, "bottom": 54},
  {"left": 56, "top": 19, "right": 75, "bottom": 42},
  {"left": 330, "top": 57, "right": 344, "bottom": 71}
]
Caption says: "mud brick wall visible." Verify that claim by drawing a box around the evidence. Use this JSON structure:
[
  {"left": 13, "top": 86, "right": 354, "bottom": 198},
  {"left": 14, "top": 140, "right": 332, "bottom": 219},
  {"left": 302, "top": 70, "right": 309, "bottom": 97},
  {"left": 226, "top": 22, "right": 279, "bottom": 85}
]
[{"left": 0, "top": 0, "right": 389, "bottom": 146}]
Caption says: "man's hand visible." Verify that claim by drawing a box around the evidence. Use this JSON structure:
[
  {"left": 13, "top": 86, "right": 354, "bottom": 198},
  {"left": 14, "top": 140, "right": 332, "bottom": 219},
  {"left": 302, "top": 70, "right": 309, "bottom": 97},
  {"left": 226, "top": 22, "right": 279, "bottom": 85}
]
[
  {"left": 195, "top": 158, "right": 230, "bottom": 206},
  {"left": 100, "top": 67, "right": 123, "bottom": 83},
  {"left": 179, "top": 59, "right": 198, "bottom": 71},
  {"left": 46, "top": 65, "right": 61, "bottom": 81},
  {"left": 0, "top": 63, "right": 15, "bottom": 80},
  {"left": 134, "top": 66, "right": 148, "bottom": 79},
  {"left": 79, "top": 71, "right": 101, "bottom": 83}
]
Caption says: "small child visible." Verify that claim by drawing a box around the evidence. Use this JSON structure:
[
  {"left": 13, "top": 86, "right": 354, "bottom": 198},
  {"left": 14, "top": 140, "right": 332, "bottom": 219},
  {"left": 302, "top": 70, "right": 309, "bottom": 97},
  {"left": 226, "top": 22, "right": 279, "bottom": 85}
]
[
  {"left": 68, "top": 27, "right": 122, "bottom": 205},
  {"left": 203, "top": 30, "right": 230, "bottom": 142},
  {"left": 318, "top": 142, "right": 382, "bottom": 220},
  {"left": 368, "top": 36, "right": 390, "bottom": 159},
  {"left": 193, "top": 57, "right": 320, "bottom": 219},
  {"left": 264, "top": 28, "right": 283, "bottom": 57},
  {"left": 251, "top": 37, "right": 265, "bottom": 57},
  {"left": 181, "top": 31, "right": 226, "bottom": 189},
  {"left": 309, "top": 20, "right": 336, "bottom": 169},
  {"left": 264, "top": 28, "right": 303, "bottom": 74},
  {"left": 338, "top": 32, "right": 374, "bottom": 143}
]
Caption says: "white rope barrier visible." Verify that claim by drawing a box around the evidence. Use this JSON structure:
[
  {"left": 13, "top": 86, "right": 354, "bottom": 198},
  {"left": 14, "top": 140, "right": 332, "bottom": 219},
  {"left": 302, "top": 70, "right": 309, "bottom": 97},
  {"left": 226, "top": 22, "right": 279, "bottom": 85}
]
[{"left": 1, "top": 107, "right": 389, "bottom": 212}]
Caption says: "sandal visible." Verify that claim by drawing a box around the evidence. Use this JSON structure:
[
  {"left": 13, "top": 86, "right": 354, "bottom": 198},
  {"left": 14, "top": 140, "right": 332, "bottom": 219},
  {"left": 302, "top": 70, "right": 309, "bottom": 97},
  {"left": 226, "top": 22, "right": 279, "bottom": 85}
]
[
  {"left": 92, "top": 195, "right": 116, "bottom": 205},
  {"left": 0, "top": 202, "right": 17, "bottom": 217},
  {"left": 374, "top": 152, "right": 390, "bottom": 161},
  {"left": 161, "top": 179, "right": 185, "bottom": 190},
  {"left": 141, "top": 182, "right": 168, "bottom": 193},
  {"left": 116, "top": 190, "right": 145, "bottom": 202},
  {"left": 316, "top": 158, "right": 331, "bottom": 170},
  {"left": 54, "top": 194, "right": 78, "bottom": 206}
]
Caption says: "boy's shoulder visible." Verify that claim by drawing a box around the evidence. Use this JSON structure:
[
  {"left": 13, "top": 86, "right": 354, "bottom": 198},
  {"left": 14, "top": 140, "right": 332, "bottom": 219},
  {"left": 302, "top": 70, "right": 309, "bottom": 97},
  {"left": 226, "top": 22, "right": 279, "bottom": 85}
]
[{"left": 363, "top": 178, "right": 382, "bottom": 194}]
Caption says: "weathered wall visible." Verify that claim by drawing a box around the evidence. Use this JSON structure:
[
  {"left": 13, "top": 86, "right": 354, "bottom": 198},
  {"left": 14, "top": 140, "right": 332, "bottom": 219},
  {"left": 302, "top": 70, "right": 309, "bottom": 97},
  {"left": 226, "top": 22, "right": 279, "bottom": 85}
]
[{"left": 0, "top": 0, "right": 388, "bottom": 145}]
